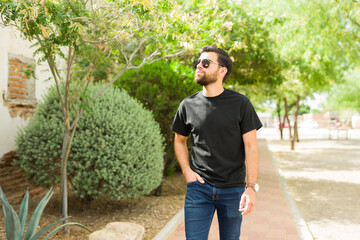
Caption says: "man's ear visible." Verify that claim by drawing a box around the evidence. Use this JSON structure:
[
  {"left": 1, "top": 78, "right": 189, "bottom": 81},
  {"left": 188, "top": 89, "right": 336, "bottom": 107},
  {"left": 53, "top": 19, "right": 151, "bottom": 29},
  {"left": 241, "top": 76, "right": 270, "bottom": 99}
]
[{"left": 219, "top": 67, "right": 228, "bottom": 79}]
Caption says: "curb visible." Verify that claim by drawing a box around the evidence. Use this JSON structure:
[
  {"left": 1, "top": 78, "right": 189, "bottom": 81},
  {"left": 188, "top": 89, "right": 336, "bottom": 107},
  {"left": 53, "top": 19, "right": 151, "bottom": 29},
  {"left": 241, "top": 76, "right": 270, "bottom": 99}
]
[
  {"left": 152, "top": 208, "right": 184, "bottom": 240},
  {"left": 267, "top": 140, "right": 314, "bottom": 240}
]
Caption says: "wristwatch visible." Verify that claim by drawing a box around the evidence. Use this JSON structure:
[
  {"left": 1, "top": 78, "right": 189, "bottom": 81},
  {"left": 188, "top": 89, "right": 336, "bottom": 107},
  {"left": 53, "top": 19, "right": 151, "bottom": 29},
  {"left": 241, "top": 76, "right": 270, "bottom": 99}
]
[{"left": 246, "top": 183, "right": 259, "bottom": 193}]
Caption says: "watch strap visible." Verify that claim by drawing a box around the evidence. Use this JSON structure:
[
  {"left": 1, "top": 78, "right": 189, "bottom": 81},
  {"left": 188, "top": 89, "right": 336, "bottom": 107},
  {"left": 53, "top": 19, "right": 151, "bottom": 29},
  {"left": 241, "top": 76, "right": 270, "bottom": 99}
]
[{"left": 246, "top": 183, "right": 259, "bottom": 192}]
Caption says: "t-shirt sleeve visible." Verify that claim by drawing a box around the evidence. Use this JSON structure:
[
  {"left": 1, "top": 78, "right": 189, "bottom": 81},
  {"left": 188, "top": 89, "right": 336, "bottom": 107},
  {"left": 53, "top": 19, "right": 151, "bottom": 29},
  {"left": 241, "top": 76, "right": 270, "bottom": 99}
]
[
  {"left": 171, "top": 101, "right": 191, "bottom": 137},
  {"left": 240, "top": 99, "right": 263, "bottom": 135}
]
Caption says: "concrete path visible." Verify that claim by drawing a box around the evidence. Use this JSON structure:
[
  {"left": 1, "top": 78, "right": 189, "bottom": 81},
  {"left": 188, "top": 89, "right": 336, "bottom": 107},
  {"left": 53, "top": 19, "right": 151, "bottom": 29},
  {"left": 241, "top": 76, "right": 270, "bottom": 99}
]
[
  {"left": 267, "top": 139, "right": 360, "bottom": 240},
  {"left": 163, "top": 139, "right": 304, "bottom": 240}
]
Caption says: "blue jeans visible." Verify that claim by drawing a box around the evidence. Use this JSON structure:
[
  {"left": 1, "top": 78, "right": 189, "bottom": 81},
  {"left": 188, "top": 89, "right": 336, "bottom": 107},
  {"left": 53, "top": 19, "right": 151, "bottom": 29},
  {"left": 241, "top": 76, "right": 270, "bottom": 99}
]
[{"left": 185, "top": 181, "right": 245, "bottom": 240}]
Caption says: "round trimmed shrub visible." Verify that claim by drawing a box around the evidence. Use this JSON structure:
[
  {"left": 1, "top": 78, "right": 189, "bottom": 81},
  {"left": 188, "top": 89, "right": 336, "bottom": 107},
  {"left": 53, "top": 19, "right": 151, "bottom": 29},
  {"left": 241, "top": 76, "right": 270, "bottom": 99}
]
[{"left": 15, "top": 85, "right": 164, "bottom": 201}]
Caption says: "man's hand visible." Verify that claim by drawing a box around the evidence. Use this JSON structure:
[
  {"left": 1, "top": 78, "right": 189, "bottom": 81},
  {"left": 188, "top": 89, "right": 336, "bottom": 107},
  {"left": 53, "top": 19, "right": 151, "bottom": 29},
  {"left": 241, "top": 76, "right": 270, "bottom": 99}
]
[
  {"left": 239, "top": 188, "right": 256, "bottom": 215},
  {"left": 183, "top": 168, "right": 205, "bottom": 184}
]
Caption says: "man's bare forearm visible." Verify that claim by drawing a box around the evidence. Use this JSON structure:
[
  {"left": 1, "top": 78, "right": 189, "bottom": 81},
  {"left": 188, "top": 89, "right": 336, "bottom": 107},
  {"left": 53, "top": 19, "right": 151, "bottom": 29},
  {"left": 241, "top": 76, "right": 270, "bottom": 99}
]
[
  {"left": 174, "top": 133, "right": 204, "bottom": 183},
  {"left": 245, "top": 143, "right": 259, "bottom": 184},
  {"left": 243, "top": 130, "right": 259, "bottom": 184},
  {"left": 174, "top": 133, "right": 191, "bottom": 174},
  {"left": 239, "top": 129, "right": 259, "bottom": 215}
]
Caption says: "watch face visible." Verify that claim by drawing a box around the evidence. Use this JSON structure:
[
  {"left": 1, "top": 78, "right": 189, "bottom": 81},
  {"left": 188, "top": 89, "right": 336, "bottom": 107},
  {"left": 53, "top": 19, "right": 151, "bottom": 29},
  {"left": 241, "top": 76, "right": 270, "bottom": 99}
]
[{"left": 254, "top": 184, "right": 259, "bottom": 192}]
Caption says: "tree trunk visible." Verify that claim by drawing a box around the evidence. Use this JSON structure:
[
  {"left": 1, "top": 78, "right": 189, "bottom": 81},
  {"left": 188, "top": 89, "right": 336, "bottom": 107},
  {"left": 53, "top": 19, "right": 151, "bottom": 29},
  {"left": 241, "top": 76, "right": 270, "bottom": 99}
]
[
  {"left": 296, "top": 126, "right": 300, "bottom": 142},
  {"left": 60, "top": 123, "right": 78, "bottom": 234},
  {"left": 284, "top": 97, "right": 292, "bottom": 140},
  {"left": 60, "top": 128, "right": 70, "bottom": 234},
  {"left": 282, "top": 114, "right": 286, "bottom": 139},
  {"left": 276, "top": 98, "right": 283, "bottom": 140},
  {"left": 291, "top": 96, "right": 300, "bottom": 150}
]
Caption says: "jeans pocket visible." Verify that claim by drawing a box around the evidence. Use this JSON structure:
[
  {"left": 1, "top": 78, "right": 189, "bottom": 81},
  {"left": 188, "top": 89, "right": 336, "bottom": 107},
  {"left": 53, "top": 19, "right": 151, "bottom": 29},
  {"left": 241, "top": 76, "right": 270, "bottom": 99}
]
[
  {"left": 186, "top": 180, "right": 198, "bottom": 186},
  {"left": 185, "top": 181, "right": 204, "bottom": 203}
]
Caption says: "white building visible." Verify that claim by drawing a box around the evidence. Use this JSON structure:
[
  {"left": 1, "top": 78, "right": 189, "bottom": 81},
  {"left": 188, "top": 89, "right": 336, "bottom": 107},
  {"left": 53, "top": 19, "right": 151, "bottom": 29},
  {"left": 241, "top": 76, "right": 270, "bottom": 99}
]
[{"left": 0, "top": 26, "right": 54, "bottom": 158}]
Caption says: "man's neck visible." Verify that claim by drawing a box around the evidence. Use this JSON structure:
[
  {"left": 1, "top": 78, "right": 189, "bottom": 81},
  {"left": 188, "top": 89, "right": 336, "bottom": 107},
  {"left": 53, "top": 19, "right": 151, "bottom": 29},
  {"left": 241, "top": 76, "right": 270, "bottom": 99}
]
[{"left": 202, "top": 83, "right": 224, "bottom": 97}]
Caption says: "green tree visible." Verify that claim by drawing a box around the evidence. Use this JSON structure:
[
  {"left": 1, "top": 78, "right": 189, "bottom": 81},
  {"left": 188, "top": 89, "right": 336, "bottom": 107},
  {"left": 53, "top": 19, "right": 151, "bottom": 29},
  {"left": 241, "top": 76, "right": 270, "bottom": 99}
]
[
  {"left": 0, "top": 0, "right": 234, "bottom": 230},
  {"left": 328, "top": 69, "right": 360, "bottom": 111},
  {"left": 239, "top": 0, "right": 360, "bottom": 148},
  {"left": 72, "top": 0, "right": 285, "bottom": 194},
  {"left": 1, "top": 0, "right": 250, "bottom": 227}
]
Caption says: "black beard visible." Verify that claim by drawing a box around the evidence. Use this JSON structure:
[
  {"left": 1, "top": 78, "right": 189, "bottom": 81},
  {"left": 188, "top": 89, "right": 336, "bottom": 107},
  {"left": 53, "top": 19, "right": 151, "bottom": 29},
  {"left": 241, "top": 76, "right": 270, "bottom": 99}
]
[
  {"left": 195, "top": 73, "right": 217, "bottom": 86},
  {"left": 195, "top": 77, "right": 210, "bottom": 86}
]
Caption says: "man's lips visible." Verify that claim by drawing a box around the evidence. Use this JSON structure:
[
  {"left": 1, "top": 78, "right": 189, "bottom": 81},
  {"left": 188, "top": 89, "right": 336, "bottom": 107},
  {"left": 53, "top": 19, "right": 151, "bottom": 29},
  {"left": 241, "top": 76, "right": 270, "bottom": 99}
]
[{"left": 196, "top": 70, "right": 204, "bottom": 75}]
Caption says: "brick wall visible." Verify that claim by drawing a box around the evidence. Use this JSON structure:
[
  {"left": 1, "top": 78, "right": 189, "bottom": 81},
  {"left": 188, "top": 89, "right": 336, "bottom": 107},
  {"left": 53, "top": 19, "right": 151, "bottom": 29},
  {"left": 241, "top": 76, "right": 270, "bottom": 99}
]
[
  {"left": 0, "top": 151, "right": 46, "bottom": 204},
  {"left": 0, "top": 54, "right": 44, "bottom": 203},
  {"left": 8, "top": 59, "right": 28, "bottom": 100},
  {"left": 4, "top": 54, "right": 37, "bottom": 119},
  {"left": 5, "top": 102, "right": 37, "bottom": 119}
]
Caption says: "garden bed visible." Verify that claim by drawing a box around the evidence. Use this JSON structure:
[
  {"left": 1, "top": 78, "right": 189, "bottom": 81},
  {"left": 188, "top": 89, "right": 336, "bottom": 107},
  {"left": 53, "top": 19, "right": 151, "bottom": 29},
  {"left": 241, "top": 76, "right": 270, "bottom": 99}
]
[{"left": 0, "top": 172, "right": 186, "bottom": 240}]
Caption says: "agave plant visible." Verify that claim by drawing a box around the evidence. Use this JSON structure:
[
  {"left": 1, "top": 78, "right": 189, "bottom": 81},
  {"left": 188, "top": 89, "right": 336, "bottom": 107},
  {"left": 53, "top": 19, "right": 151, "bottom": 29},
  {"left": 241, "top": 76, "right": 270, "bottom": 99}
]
[{"left": 0, "top": 187, "right": 90, "bottom": 240}]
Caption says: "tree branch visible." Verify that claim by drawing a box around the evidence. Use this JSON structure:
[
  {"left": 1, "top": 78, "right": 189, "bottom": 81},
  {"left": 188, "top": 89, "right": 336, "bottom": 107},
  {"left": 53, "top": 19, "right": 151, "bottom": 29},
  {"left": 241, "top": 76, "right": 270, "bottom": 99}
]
[
  {"left": 120, "top": 45, "right": 129, "bottom": 64},
  {"left": 126, "top": 37, "right": 146, "bottom": 63},
  {"left": 83, "top": 34, "right": 127, "bottom": 44},
  {"left": 349, "top": 15, "right": 360, "bottom": 28},
  {"left": 91, "top": 37, "right": 152, "bottom": 100},
  {"left": 47, "top": 57, "right": 66, "bottom": 113},
  {"left": 68, "top": 63, "right": 96, "bottom": 106},
  {"left": 91, "top": 64, "right": 128, "bottom": 101},
  {"left": 70, "top": 71, "right": 94, "bottom": 130},
  {"left": 91, "top": 48, "right": 187, "bottom": 102},
  {"left": 127, "top": 50, "right": 187, "bottom": 70}
]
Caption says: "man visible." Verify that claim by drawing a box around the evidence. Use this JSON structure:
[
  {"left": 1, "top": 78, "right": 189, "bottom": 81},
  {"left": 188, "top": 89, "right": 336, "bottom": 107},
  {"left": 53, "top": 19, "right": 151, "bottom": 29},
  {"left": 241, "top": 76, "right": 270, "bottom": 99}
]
[{"left": 171, "top": 46, "right": 262, "bottom": 240}]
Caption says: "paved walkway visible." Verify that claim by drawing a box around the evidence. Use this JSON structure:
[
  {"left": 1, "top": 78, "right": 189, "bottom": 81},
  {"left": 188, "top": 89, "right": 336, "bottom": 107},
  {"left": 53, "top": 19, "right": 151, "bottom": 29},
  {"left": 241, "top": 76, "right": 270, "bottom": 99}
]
[{"left": 165, "top": 139, "right": 300, "bottom": 240}]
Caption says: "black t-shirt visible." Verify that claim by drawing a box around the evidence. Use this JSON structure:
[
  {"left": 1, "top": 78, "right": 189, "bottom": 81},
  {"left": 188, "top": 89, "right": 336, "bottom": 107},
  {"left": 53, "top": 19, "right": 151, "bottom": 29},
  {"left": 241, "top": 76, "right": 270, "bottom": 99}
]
[{"left": 171, "top": 89, "right": 263, "bottom": 188}]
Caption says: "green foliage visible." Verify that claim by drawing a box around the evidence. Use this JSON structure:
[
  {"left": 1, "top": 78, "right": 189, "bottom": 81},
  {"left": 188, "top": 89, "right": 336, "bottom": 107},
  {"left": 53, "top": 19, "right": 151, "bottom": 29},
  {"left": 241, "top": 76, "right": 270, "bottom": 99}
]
[
  {"left": 15, "top": 85, "right": 164, "bottom": 201},
  {"left": 114, "top": 60, "right": 200, "bottom": 173},
  {"left": 328, "top": 68, "right": 360, "bottom": 111},
  {"left": 239, "top": 0, "right": 359, "bottom": 106},
  {"left": 298, "top": 103, "right": 311, "bottom": 115},
  {"left": 0, "top": 0, "right": 89, "bottom": 61},
  {"left": 224, "top": 3, "right": 284, "bottom": 87},
  {"left": 0, "top": 187, "right": 89, "bottom": 240}
]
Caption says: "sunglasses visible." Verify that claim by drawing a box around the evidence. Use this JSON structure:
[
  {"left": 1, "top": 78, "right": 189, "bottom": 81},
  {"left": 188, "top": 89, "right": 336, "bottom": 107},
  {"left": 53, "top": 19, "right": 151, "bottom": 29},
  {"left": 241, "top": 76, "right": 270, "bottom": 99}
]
[{"left": 193, "top": 58, "right": 223, "bottom": 69}]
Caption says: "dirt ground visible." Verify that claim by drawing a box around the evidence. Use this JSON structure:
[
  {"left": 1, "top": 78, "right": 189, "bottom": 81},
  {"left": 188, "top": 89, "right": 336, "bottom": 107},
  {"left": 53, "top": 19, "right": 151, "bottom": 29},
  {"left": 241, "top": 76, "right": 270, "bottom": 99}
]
[
  {"left": 267, "top": 139, "right": 360, "bottom": 240},
  {"left": 0, "top": 172, "right": 187, "bottom": 240}
]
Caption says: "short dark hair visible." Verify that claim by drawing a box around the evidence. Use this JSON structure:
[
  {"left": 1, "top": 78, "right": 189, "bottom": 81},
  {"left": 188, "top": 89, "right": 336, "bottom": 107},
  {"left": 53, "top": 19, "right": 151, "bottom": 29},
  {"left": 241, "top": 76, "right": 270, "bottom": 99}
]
[{"left": 199, "top": 45, "right": 232, "bottom": 81}]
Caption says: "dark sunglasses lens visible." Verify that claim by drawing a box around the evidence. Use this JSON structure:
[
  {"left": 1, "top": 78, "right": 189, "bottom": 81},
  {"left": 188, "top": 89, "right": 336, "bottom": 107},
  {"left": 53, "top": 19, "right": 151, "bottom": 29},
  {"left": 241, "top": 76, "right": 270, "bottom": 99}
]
[
  {"left": 193, "top": 59, "right": 211, "bottom": 69},
  {"left": 193, "top": 59, "right": 201, "bottom": 69},
  {"left": 202, "top": 59, "right": 210, "bottom": 68}
]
